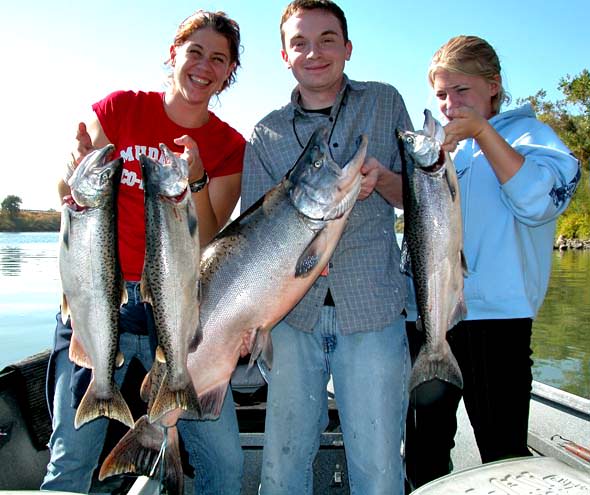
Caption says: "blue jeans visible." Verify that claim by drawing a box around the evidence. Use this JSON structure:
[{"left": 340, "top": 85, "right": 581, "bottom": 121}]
[
  {"left": 42, "top": 282, "right": 243, "bottom": 494},
  {"left": 259, "top": 307, "right": 410, "bottom": 495}
]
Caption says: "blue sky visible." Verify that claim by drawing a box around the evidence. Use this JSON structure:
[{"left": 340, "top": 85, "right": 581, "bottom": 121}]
[{"left": 2, "top": 0, "right": 588, "bottom": 210}]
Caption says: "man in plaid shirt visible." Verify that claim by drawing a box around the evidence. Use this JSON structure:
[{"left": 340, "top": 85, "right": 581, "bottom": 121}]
[{"left": 241, "top": 1, "right": 412, "bottom": 493}]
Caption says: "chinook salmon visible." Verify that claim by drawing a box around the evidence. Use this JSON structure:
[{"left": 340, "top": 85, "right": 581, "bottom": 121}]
[
  {"left": 140, "top": 144, "right": 201, "bottom": 424},
  {"left": 96, "top": 128, "right": 367, "bottom": 488},
  {"left": 59, "top": 145, "right": 133, "bottom": 429},
  {"left": 398, "top": 110, "right": 466, "bottom": 392},
  {"left": 192, "top": 126, "right": 368, "bottom": 418}
]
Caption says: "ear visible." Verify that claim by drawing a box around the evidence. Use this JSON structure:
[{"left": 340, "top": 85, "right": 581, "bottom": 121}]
[
  {"left": 489, "top": 74, "right": 501, "bottom": 96},
  {"left": 281, "top": 49, "right": 291, "bottom": 69},
  {"left": 345, "top": 40, "right": 353, "bottom": 62},
  {"left": 169, "top": 45, "right": 177, "bottom": 66}
]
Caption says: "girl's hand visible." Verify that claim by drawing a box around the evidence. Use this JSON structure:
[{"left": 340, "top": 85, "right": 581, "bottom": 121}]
[
  {"left": 442, "top": 107, "right": 490, "bottom": 152},
  {"left": 174, "top": 135, "right": 205, "bottom": 182}
]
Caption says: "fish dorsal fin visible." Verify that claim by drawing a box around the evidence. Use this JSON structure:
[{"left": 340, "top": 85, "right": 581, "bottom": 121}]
[
  {"left": 461, "top": 250, "right": 469, "bottom": 277},
  {"left": 155, "top": 346, "right": 166, "bottom": 364},
  {"left": 249, "top": 327, "right": 273, "bottom": 371},
  {"left": 444, "top": 166, "right": 457, "bottom": 201},
  {"left": 295, "top": 230, "right": 327, "bottom": 277},
  {"left": 69, "top": 330, "right": 93, "bottom": 369}
]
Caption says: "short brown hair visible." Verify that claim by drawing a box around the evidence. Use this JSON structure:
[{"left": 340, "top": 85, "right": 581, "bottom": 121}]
[
  {"left": 280, "top": 0, "right": 349, "bottom": 48},
  {"left": 428, "top": 35, "right": 510, "bottom": 113}
]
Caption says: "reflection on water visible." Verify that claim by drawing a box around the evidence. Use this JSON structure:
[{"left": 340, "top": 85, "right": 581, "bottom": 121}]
[
  {"left": 532, "top": 249, "right": 590, "bottom": 399},
  {"left": 1, "top": 245, "right": 23, "bottom": 276},
  {"left": 0, "top": 232, "right": 588, "bottom": 398}
]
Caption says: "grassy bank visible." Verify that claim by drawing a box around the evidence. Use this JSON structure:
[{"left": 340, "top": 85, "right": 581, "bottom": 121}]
[{"left": 0, "top": 210, "right": 61, "bottom": 232}]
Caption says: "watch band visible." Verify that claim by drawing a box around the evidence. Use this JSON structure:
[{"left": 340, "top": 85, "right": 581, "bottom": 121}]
[{"left": 189, "top": 170, "right": 209, "bottom": 193}]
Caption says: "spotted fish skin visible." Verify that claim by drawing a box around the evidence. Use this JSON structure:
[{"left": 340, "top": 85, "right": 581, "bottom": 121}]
[
  {"left": 398, "top": 110, "right": 466, "bottom": 393},
  {"left": 140, "top": 143, "right": 200, "bottom": 424},
  {"left": 59, "top": 145, "right": 133, "bottom": 429}
]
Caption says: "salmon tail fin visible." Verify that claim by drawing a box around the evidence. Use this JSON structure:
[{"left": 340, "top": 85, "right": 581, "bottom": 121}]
[
  {"left": 157, "top": 425, "right": 184, "bottom": 495},
  {"left": 74, "top": 380, "right": 134, "bottom": 429},
  {"left": 197, "top": 383, "right": 229, "bottom": 420},
  {"left": 409, "top": 340, "right": 463, "bottom": 393},
  {"left": 99, "top": 415, "right": 159, "bottom": 479},
  {"left": 249, "top": 328, "right": 273, "bottom": 371},
  {"left": 148, "top": 373, "right": 201, "bottom": 424}
]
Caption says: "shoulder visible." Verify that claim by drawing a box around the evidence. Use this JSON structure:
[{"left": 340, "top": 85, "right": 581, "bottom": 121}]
[
  {"left": 207, "top": 112, "right": 246, "bottom": 148},
  {"left": 93, "top": 90, "right": 162, "bottom": 112},
  {"left": 349, "top": 79, "right": 403, "bottom": 99}
]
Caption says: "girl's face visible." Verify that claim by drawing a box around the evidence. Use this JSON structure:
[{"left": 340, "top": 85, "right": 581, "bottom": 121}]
[
  {"left": 433, "top": 68, "right": 499, "bottom": 121},
  {"left": 170, "top": 27, "right": 235, "bottom": 107}
]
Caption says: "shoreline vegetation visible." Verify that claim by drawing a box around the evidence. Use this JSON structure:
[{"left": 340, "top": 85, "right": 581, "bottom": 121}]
[{"left": 1, "top": 210, "right": 589, "bottom": 250}]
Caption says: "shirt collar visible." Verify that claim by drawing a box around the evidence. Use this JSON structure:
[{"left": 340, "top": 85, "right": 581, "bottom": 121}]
[{"left": 289, "top": 74, "right": 366, "bottom": 118}]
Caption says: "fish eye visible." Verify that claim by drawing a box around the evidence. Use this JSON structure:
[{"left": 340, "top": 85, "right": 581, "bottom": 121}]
[
  {"left": 313, "top": 159, "right": 323, "bottom": 168},
  {"left": 406, "top": 136, "right": 415, "bottom": 145}
]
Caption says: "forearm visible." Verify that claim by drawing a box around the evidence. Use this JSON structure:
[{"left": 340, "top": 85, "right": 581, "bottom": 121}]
[
  {"left": 374, "top": 168, "right": 403, "bottom": 208},
  {"left": 193, "top": 185, "right": 221, "bottom": 247},
  {"left": 476, "top": 123, "right": 524, "bottom": 184}
]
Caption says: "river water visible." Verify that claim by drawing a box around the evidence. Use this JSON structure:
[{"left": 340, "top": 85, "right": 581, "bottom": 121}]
[{"left": 1, "top": 231, "right": 588, "bottom": 398}]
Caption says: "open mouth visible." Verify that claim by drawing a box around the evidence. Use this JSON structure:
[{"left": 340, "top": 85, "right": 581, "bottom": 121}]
[{"left": 189, "top": 75, "right": 211, "bottom": 87}]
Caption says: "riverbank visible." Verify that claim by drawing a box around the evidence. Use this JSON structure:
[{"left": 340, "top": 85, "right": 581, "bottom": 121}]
[
  {"left": 0, "top": 211, "right": 60, "bottom": 232},
  {"left": 554, "top": 235, "right": 590, "bottom": 250}
]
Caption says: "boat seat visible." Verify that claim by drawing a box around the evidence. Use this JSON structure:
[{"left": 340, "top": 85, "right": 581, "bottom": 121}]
[{"left": 0, "top": 350, "right": 52, "bottom": 451}]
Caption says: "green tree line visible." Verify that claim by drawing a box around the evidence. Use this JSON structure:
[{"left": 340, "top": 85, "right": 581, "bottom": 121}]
[
  {"left": 2, "top": 71, "right": 589, "bottom": 237},
  {"left": 518, "top": 69, "right": 590, "bottom": 239}
]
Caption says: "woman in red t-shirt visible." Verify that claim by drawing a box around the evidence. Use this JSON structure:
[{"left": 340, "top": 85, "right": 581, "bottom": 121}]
[{"left": 44, "top": 10, "right": 245, "bottom": 494}]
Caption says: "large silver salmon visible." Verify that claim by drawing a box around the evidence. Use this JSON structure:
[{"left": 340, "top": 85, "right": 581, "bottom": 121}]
[
  {"left": 398, "top": 110, "right": 466, "bottom": 393},
  {"left": 140, "top": 144, "right": 201, "bottom": 424},
  {"left": 95, "top": 128, "right": 367, "bottom": 487},
  {"left": 192, "top": 127, "right": 368, "bottom": 418},
  {"left": 59, "top": 145, "right": 134, "bottom": 429}
]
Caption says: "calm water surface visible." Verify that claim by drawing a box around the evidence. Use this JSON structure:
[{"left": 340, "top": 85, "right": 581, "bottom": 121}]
[{"left": 1, "top": 232, "right": 588, "bottom": 398}]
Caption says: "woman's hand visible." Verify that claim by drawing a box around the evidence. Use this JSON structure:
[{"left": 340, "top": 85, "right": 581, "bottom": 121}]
[
  {"left": 442, "top": 107, "right": 490, "bottom": 152},
  {"left": 174, "top": 135, "right": 205, "bottom": 182}
]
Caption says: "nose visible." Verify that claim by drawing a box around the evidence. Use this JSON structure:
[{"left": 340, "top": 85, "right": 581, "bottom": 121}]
[{"left": 306, "top": 41, "right": 321, "bottom": 58}]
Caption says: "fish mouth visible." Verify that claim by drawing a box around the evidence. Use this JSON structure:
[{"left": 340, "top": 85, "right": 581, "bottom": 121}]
[
  {"left": 290, "top": 133, "right": 367, "bottom": 221},
  {"left": 141, "top": 144, "right": 189, "bottom": 198}
]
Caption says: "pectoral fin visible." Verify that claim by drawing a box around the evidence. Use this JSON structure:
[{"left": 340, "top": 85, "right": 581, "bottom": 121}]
[{"left": 295, "top": 230, "right": 326, "bottom": 277}]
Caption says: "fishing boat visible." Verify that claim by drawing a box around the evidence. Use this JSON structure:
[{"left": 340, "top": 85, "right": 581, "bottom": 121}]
[{"left": 0, "top": 350, "right": 588, "bottom": 494}]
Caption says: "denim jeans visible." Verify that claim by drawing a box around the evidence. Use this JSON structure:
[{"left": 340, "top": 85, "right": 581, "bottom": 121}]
[
  {"left": 259, "top": 307, "right": 410, "bottom": 495},
  {"left": 42, "top": 282, "right": 243, "bottom": 494}
]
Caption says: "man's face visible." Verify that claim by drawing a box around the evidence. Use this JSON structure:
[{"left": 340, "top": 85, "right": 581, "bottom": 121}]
[{"left": 281, "top": 9, "right": 352, "bottom": 99}]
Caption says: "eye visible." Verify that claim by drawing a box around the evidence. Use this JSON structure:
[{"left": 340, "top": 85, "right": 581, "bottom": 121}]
[
  {"left": 313, "top": 159, "right": 323, "bottom": 168},
  {"left": 406, "top": 136, "right": 415, "bottom": 145}
]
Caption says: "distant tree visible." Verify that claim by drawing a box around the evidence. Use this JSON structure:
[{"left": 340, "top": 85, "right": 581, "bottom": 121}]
[
  {"left": 518, "top": 69, "right": 590, "bottom": 239},
  {"left": 1, "top": 195, "right": 22, "bottom": 218}
]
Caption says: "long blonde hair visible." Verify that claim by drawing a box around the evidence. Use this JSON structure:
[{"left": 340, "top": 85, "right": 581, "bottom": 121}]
[{"left": 428, "top": 35, "right": 510, "bottom": 114}]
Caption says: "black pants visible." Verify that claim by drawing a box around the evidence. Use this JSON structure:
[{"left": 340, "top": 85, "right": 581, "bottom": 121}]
[{"left": 404, "top": 318, "right": 534, "bottom": 491}]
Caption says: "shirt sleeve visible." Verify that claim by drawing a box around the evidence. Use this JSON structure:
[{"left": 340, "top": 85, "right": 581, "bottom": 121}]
[
  {"left": 500, "top": 121, "right": 581, "bottom": 226},
  {"left": 91, "top": 90, "right": 130, "bottom": 144},
  {"left": 389, "top": 88, "right": 414, "bottom": 173},
  {"left": 209, "top": 131, "right": 245, "bottom": 178},
  {"left": 241, "top": 125, "right": 282, "bottom": 213}
]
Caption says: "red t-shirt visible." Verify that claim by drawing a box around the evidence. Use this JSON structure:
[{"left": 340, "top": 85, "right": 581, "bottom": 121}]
[{"left": 92, "top": 90, "right": 245, "bottom": 281}]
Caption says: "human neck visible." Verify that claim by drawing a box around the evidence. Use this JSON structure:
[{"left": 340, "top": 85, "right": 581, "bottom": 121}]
[
  {"left": 164, "top": 90, "right": 210, "bottom": 128},
  {"left": 298, "top": 81, "right": 343, "bottom": 111}
]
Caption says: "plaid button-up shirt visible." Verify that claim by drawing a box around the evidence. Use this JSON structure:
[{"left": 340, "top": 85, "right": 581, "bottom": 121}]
[{"left": 241, "top": 76, "right": 412, "bottom": 334}]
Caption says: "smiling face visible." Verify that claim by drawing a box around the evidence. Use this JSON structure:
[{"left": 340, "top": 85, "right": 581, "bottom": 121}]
[
  {"left": 281, "top": 8, "right": 352, "bottom": 107},
  {"left": 169, "top": 26, "right": 235, "bottom": 108},
  {"left": 433, "top": 69, "right": 499, "bottom": 121}
]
